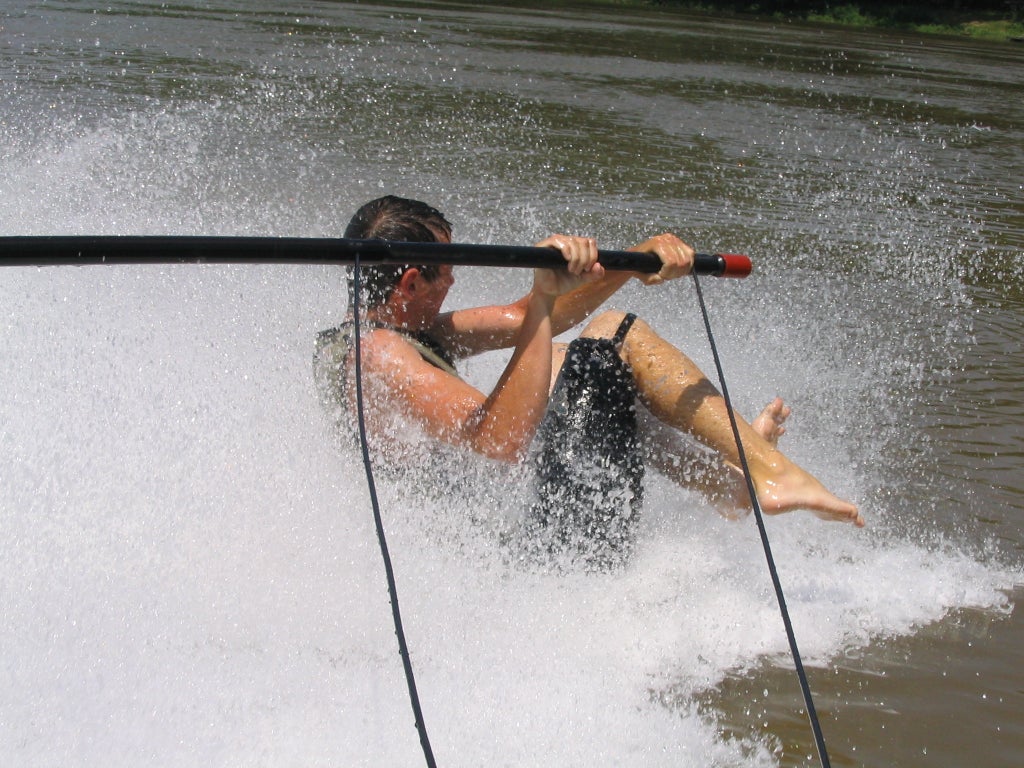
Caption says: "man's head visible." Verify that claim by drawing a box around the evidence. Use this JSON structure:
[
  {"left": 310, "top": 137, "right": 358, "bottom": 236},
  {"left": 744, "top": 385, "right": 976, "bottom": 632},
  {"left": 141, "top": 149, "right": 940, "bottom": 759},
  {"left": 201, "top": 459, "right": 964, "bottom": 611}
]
[{"left": 345, "top": 195, "right": 453, "bottom": 310}]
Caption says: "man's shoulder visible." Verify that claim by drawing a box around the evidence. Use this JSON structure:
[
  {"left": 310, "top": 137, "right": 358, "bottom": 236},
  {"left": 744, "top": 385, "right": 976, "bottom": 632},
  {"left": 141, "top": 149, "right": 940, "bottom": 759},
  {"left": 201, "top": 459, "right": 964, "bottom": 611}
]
[
  {"left": 314, "top": 323, "right": 415, "bottom": 371},
  {"left": 315, "top": 321, "right": 407, "bottom": 351},
  {"left": 361, "top": 326, "right": 432, "bottom": 367},
  {"left": 317, "top": 322, "right": 458, "bottom": 380}
]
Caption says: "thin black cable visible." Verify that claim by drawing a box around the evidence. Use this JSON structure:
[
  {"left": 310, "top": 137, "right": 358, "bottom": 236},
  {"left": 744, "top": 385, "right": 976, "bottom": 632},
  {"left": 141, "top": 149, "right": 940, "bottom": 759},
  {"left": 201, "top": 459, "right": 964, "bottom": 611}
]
[
  {"left": 351, "top": 257, "right": 438, "bottom": 768},
  {"left": 691, "top": 273, "right": 831, "bottom": 768}
]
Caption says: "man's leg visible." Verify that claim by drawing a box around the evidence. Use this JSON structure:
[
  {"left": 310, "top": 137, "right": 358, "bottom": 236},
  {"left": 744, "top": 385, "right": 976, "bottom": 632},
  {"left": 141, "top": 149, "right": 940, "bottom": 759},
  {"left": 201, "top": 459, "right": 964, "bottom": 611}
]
[
  {"left": 637, "top": 397, "right": 791, "bottom": 517},
  {"left": 578, "top": 311, "right": 864, "bottom": 526}
]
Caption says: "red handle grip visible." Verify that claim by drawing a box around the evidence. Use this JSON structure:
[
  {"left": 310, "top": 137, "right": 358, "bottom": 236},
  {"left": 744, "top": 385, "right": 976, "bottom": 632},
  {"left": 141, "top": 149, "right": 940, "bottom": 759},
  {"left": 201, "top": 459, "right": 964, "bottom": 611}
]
[{"left": 693, "top": 253, "right": 752, "bottom": 278}]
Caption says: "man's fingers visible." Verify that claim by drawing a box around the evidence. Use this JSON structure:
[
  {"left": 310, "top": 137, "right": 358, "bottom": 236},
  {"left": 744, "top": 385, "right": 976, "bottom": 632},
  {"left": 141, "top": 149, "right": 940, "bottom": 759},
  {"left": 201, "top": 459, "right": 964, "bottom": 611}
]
[
  {"left": 536, "top": 234, "right": 600, "bottom": 275},
  {"left": 630, "top": 233, "right": 695, "bottom": 285}
]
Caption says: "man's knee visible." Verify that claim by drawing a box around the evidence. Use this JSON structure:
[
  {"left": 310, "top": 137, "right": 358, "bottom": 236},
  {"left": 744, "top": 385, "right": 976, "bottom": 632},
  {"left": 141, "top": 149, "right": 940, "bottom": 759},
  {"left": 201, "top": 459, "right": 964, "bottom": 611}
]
[
  {"left": 581, "top": 310, "right": 631, "bottom": 340},
  {"left": 581, "top": 310, "right": 655, "bottom": 345}
]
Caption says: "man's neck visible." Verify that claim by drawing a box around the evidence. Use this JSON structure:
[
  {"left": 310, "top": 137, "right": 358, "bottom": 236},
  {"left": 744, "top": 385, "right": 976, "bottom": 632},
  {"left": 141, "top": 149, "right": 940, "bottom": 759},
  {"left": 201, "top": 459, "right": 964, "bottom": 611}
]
[
  {"left": 364, "top": 304, "right": 414, "bottom": 332},
  {"left": 366, "top": 296, "right": 433, "bottom": 332}
]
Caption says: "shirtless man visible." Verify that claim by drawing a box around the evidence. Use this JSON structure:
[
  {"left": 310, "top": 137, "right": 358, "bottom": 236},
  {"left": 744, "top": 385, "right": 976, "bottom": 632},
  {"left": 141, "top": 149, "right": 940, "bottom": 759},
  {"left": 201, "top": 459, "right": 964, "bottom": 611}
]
[{"left": 316, "top": 196, "right": 863, "bottom": 564}]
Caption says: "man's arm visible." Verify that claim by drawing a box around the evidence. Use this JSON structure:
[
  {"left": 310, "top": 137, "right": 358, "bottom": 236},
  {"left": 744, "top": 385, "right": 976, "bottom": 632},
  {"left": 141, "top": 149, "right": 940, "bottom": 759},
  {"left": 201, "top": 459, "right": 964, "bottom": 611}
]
[
  {"left": 359, "top": 302, "right": 552, "bottom": 462},
  {"left": 431, "top": 234, "right": 694, "bottom": 357},
  {"left": 361, "top": 240, "right": 602, "bottom": 461}
]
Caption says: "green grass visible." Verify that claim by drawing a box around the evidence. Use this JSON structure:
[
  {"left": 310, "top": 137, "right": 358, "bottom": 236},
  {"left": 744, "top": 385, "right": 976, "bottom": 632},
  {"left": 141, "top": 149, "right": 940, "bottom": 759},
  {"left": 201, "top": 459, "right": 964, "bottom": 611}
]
[
  {"left": 804, "top": 4, "right": 1024, "bottom": 40},
  {"left": 630, "top": 2, "right": 1024, "bottom": 42},
  {"left": 955, "top": 20, "right": 1024, "bottom": 41}
]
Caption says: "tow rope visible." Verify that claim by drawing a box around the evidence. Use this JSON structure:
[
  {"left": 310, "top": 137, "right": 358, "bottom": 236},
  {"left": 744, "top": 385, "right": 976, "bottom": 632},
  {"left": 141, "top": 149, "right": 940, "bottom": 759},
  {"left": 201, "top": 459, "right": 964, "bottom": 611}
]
[
  {"left": 350, "top": 256, "right": 438, "bottom": 768},
  {"left": 691, "top": 272, "right": 832, "bottom": 768}
]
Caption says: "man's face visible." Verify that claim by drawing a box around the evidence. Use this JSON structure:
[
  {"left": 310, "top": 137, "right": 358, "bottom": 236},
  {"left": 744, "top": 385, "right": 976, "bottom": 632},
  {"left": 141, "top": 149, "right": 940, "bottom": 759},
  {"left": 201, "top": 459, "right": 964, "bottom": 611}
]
[
  {"left": 416, "top": 264, "right": 454, "bottom": 318},
  {"left": 417, "top": 226, "right": 454, "bottom": 317}
]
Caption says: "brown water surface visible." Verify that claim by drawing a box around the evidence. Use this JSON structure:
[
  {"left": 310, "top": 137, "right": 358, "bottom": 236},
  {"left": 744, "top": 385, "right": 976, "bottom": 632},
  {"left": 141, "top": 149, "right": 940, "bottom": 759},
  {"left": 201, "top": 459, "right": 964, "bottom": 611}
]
[{"left": 2, "top": 1, "right": 1021, "bottom": 765}]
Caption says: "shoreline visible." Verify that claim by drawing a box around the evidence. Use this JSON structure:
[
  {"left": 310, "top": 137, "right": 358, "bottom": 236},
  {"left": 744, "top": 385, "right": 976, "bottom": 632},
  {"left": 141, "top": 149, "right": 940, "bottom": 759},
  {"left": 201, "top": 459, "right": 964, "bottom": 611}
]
[{"left": 579, "top": 1, "right": 1024, "bottom": 43}]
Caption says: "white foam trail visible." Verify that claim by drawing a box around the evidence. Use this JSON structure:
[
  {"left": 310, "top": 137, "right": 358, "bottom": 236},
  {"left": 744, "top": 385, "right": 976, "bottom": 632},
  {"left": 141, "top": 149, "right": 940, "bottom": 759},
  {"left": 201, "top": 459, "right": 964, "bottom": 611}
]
[{"left": 1, "top": 103, "right": 1019, "bottom": 768}]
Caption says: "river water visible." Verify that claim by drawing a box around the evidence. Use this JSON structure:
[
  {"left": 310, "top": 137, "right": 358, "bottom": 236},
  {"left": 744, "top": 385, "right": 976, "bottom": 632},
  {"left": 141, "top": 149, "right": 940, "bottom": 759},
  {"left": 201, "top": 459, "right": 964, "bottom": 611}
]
[{"left": 1, "top": 2, "right": 1022, "bottom": 766}]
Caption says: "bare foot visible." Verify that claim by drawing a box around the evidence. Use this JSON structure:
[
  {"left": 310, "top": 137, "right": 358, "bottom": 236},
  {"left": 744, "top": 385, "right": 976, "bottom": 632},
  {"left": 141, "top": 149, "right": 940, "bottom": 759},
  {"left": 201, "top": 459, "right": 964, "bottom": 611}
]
[
  {"left": 731, "top": 398, "right": 864, "bottom": 527},
  {"left": 712, "top": 398, "right": 793, "bottom": 517},
  {"left": 751, "top": 396, "right": 790, "bottom": 447},
  {"left": 755, "top": 459, "right": 865, "bottom": 527}
]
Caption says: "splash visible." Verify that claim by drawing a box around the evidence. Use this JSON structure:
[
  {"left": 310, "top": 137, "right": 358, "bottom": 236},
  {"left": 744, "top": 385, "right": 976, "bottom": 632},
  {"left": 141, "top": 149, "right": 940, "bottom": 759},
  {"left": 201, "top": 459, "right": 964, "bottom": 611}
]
[{"left": 2, "top": 7, "right": 1020, "bottom": 765}]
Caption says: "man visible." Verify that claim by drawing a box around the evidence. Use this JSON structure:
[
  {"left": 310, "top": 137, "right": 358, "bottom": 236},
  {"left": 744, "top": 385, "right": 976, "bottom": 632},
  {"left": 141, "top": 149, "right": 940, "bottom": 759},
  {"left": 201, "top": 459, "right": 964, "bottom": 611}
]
[{"left": 316, "top": 196, "right": 863, "bottom": 567}]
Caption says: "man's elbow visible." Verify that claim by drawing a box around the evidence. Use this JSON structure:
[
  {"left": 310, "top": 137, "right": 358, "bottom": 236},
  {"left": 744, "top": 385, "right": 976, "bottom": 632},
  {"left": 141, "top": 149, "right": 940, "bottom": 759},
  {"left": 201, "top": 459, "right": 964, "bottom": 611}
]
[
  {"left": 480, "top": 442, "right": 528, "bottom": 463},
  {"left": 462, "top": 425, "right": 530, "bottom": 463}
]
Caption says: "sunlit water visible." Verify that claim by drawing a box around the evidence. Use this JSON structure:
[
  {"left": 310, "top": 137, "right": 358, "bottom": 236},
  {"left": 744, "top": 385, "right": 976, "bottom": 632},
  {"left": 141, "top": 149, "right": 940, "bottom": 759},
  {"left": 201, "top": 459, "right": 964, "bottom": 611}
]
[{"left": 2, "top": 2, "right": 1022, "bottom": 766}]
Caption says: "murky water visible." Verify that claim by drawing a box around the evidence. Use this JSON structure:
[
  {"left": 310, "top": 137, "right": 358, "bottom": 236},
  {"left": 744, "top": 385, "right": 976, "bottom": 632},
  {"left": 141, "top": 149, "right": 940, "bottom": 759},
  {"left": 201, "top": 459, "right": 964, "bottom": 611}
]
[{"left": 2, "top": 2, "right": 1022, "bottom": 766}]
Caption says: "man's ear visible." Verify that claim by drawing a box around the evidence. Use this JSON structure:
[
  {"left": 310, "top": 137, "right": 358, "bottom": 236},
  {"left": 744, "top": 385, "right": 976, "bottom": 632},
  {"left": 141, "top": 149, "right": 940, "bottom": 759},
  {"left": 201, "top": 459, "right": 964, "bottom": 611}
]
[{"left": 395, "top": 267, "right": 421, "bottom": 298}]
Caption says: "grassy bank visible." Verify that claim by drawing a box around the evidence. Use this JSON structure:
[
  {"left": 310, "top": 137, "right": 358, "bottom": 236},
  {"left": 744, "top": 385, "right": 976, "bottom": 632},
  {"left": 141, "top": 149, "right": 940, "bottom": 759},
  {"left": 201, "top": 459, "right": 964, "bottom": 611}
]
[{"left": 642, "top": 2, "right": 1024, "bottom": 42}]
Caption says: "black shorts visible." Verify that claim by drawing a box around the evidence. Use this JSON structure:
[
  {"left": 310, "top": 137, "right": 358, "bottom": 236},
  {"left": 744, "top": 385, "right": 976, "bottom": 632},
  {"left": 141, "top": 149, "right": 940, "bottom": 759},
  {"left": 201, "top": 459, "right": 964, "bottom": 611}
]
[{"left": 525, "top": 314, "right": 644, "bottom": 570}]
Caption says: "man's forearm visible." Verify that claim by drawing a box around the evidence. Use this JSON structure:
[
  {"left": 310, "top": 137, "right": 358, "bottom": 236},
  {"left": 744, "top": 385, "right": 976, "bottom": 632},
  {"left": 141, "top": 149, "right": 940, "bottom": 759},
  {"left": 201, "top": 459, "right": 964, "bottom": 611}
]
[
  {"left": 460, "top": 290, "right": 557, "bottom": 461},
  {"left": 550, "top": 270, "right": 635, "bottom": 335}
]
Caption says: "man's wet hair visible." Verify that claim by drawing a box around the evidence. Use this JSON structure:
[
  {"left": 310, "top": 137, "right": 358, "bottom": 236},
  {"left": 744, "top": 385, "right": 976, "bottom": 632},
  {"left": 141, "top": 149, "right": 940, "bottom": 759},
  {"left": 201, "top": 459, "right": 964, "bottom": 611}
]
[{"left": 345, "top": 195, "right": 453, "bottom": 309}]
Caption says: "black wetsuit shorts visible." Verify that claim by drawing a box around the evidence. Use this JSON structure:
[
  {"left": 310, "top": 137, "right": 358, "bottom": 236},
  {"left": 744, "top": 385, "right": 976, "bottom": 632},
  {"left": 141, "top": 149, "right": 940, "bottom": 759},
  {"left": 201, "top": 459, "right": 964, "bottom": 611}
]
[{"left": 527, "top": 313, "right": 644, "bottom": 570}]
